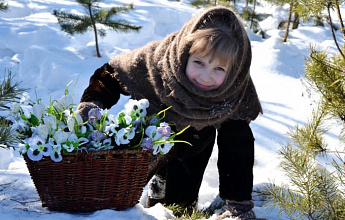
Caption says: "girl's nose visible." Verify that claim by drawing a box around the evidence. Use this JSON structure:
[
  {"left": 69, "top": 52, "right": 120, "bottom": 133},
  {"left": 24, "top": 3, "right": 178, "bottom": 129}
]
[{"left": 199, "top": 70, "right": 211, "bottom": 83}]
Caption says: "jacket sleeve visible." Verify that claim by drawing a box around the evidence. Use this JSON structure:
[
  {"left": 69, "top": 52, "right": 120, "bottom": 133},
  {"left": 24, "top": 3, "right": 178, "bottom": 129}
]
[
  {"left": 80, "top": 63, "right": 129, "bottom": 109},
  {"left": 217, "top": 119, "right": 255, "bottom": 201}
]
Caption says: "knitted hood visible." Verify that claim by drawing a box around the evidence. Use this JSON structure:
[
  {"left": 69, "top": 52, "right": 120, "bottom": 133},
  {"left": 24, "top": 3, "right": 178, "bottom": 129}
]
[{"left": 109, "top": 6, "right": 262, "bottom": 130}]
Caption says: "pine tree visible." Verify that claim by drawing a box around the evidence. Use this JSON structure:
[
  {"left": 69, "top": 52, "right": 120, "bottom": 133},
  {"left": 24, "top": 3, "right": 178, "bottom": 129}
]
[
  {"left": 53, "top": 0, "right": 142, "bottom": 57},
  {"left": 264, "top": 0, "right": 334, "bottom": 42},
  {"left": 262, "top": 2, "right": 345, "bottom": 218},
  {"left": 0, "top": 0, "right": 8, "bottom": 12},
  {"left": 263, "top": 103, "right": 345, "bottom": 219},
  {"left": 0, "top": 70, "right": 27, "bottom": 149}
]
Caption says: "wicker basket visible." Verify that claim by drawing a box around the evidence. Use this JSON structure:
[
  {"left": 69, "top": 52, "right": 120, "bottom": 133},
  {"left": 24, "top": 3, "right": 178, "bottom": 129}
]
[{"left": 24, "top": 149, "right": 151, "bottom": 212}]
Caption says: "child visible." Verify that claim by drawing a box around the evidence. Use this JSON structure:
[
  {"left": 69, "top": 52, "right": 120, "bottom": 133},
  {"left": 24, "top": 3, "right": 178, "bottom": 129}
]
[{"left": 77, "top": 6, "right": 262, "bottom": 219}]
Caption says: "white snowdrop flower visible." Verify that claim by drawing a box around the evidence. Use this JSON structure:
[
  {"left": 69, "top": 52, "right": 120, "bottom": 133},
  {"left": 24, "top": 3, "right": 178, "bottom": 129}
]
[
  {"left": 34, "top": 124, "right": 50, "bottom": 140},
  {"left": 68, "top": 133, "right": 78, "bottom": 142},
  {"left": 21, "top": 105, "right": 33, "bottom": 119},
  {"left": 104, "top": 124, "right": 117, "bottom": 136},
  {"left": 43, "top": 114, "right": 57, "bottom": 129},
  {"left": 100, "top": 109, "right": 108, "bottom": 116},
  {"left": 54, "top": 94, "right": 73, "bottom": 112},
  {"left": 18, "top": 143, "right": 27, "bottom": 154},
  {"left": 107, "top": 113, "right": 119, "bottom": 125},
  {"left": 32, "top": 103, "right": 45, "bottom": 120},
  {"left": 67, "top": 117, "right": 75, "bottom": 132},
  {"left": 10, "top": 118, "right": 27, "bottom": 132},
  {"left": 80, "top": 125, "right": 87, "bottom": 134},
  {"left": 53, "top": 130, "right": 70, "bottom": 144},
  {"left": 63, "top": 109, "right": 71, "bottom": 117},
  {"left": 10, "top": 102, "right": 21, "bottom": 114},
  {"left": 75, "top": 114, "right": 83, "bottom": 125},
  {"left": 115, "top": 127, "right": 135, "bottom": 145},
  {"left": 20, "top": 92, "right": 30, "bottom": 104},
  {"left": 124, "top": 114, "right": 132, "bottom": 125}
]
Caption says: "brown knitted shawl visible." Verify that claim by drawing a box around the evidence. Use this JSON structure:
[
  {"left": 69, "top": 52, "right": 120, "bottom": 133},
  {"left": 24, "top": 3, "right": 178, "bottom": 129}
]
[{"left": 109, "top": 6, "right": 262, "bottom": 131}]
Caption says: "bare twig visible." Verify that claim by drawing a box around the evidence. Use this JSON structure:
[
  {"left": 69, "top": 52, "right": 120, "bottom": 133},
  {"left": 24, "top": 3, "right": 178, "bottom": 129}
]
[
  {"left": 327, "top": 2, "right": 345, "bottom": 60},
  {"left": 0, "top": 180, "right": 16, "bottom": 192},
  {"left": 9, "top": 198, "right": 40, "bottom": 206}
]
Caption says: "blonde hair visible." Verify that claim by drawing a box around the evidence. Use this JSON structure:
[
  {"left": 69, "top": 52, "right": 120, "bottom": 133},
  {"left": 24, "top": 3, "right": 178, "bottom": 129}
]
[{"left": 185, "top": 20, "right": 246, "bottom": 70}]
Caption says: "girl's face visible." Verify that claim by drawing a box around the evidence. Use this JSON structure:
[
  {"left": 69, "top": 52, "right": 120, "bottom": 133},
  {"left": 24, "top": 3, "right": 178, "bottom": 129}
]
[{"left": 186, "top": 54, "right": 228, "bottom": 91}]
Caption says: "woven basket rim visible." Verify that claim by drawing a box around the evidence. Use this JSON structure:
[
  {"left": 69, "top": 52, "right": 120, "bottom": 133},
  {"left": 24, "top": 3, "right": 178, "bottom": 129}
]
[{"left": 24, "top": 148, "right": 152, "bottom": 163}]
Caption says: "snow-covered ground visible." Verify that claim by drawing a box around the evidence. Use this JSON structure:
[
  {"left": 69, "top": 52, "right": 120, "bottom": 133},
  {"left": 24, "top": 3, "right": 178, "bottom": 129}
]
[{"left": 0, "top": 0, "right": 344, "bottom": 219}]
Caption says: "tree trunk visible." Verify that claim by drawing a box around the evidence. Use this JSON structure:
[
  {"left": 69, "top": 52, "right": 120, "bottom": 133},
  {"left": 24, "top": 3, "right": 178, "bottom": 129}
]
[
  {"left": 335, "top": 0, "right": 345, "bottom": 40},
  {"left": 250, "top": 0, "right": 257, "bottom": 30},
  {"left": 283, "top": 4, "right": 293, "bottom": 42},
  {"left": 87, "top": 3, "right": 101, "bottom": 57},
  {"left": 245, "top": 0, "right": 248, "bottom": 11},
  {"left": 292, "top": 12, "right": 299, "bottom": 29}
]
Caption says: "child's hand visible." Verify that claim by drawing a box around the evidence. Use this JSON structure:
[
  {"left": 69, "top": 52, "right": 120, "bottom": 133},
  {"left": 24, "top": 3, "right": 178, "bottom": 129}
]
[{"left": 76, "top": 101, "right": 103, "bottom": 122}]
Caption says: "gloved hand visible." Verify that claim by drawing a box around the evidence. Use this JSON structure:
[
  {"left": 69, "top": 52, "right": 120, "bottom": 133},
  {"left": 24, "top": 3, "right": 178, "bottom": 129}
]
[
  {"left": 216, "top": 200, "right": 257, "bottom": 220},
  {"left": 76, "top": 101, "right": 103, "bottom": 122}
]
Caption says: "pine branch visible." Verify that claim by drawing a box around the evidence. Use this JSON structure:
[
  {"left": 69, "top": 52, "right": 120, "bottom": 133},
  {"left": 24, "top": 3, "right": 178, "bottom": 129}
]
[
  {"left": 0, "top": 70, "right": 27, "bottom": 149},
  {"left": 0, "top": 71, "right": 26, "bottom": 111},
  {"left": 287, "top": 104, "right": 328, "bottom": 155},
  {"left": 95, "top": 7, "right": 142, "bottom": 33},
  {"left": 309, "top": 51, "right": 345, "bottom": 75},
  {"left": 263, "top": 183, "right": 316, "bottom": 219},
  {"left": 53, "top": 10, "right": 92, "bottom": 35},
  {"left": 306, "top": 48, "right": 345, "bottom": 121},
  {"left": 277, "top": 145, "right": 327, "bottom": 219},
  {"left": 316, "top": 172, "right": 341, "bottom": 219},
  {"left": 0, "top": 117, "right": 23, "bottom": 149},
  {"left": 101, "top": 19, "right": 142, "bottom": 32}
]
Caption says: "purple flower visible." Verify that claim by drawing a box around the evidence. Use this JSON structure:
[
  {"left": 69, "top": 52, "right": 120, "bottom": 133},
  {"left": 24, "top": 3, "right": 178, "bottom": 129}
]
[
  {"left": 90, "top": 130, "right": 106, "bottom": 141},
  {"left": 149, "top": 116, "right": 159, "bottom": 125},
  {"left": 157, "top": 123, "right": 171, "bottom": 137},
  {"left": 141, "top": 137, "right": 153, "bottom": 150},
  {"left": 88, "top": 108, "right": 102, "bottom": 123}
]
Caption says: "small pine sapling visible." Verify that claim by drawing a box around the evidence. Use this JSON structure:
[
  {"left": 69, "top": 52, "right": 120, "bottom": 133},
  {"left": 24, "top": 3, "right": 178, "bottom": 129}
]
[{"left": 53, "top": 0, "right": 142, "bottom": 57}]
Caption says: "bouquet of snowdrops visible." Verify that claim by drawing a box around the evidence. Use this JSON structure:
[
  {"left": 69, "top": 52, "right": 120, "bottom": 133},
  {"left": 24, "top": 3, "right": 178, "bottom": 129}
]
[{"left": 8, "top": 89, "right": 189, "bottom": 163}]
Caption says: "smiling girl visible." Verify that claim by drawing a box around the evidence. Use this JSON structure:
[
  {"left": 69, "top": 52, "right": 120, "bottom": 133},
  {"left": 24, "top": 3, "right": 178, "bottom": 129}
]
[{"left": 77, "top": 6, "right": 262, "bottom": 219}]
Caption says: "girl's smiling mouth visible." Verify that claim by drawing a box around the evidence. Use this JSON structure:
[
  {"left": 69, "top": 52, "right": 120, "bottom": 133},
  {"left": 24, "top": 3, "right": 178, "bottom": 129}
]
[{"left": 195, "top": 81, "right": 213, "bottom": 90}]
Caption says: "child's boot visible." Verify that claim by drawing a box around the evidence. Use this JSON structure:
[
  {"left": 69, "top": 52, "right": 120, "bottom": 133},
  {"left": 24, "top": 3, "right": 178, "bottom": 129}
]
[
  {"left": 216, "top": 200, "right": 257, "bottom": 220},
  {"left": 146, "top": 173, "right": 166, "bottom": 207}
]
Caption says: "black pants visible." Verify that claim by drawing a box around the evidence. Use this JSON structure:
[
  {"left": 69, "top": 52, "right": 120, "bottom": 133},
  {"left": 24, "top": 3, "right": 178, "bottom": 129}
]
[{"left": 156, "top": 120, "right": 255, "bottom": 206}]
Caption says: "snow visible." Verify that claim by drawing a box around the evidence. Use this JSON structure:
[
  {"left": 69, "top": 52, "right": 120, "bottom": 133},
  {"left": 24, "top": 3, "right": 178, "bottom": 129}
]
[{"left": 0, "top": 0, "right": 344, "bottom": 219}]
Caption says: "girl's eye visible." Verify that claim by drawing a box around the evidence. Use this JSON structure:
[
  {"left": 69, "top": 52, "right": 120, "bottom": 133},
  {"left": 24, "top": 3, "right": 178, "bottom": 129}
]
[
  {"left": 215, "top": 67, "right": 225, "bottom": 71},
  {"left": 194, "top": 60, "right": 203, "bottom": 66}
]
